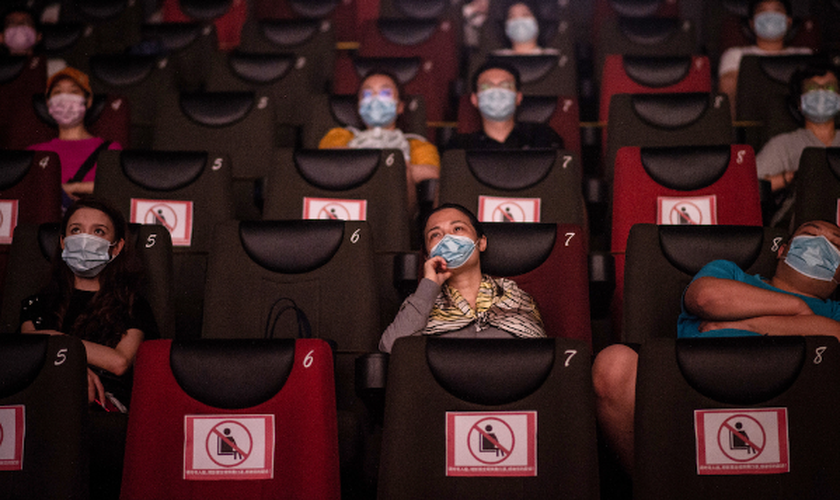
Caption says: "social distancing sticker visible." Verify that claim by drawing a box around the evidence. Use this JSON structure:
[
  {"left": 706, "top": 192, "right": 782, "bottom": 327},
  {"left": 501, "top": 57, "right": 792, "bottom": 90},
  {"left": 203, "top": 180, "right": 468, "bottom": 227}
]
[
  {"left": 657, "top": 195, "right": 718, "bottom": 226},
  {"left": 695, "top": 408, "right": 789, "bottom": 475},
  {"left": 184, "top": 415, "right": 275, "bottom": 480},
  {"left": 0, "top": 405, "right": 25, "bottom": 471},
  {"left": 130, "top": 199, "right": 194, "bottom": 246},
  {"left": 0, "top": 200, "right": 19, "bottom": 245},
  {"left": 303, "top": 197, "right": 367, "bottom": 221},
  {"left": 478, "top": 196, "right": 541, "bottom": 223},
  {"left": 446, "top": 411, "right": 537, "bottom": 477}
]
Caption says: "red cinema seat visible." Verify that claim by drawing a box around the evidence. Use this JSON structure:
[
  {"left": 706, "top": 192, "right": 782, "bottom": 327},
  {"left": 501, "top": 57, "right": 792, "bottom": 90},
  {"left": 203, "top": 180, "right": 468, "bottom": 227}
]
[{"left": 121, "top": 338, "right": 340, "bottom": 500}]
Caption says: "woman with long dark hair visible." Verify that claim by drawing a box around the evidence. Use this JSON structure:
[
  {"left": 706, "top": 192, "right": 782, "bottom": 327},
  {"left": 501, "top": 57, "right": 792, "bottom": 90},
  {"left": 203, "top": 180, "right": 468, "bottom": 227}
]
[{"left": 20, "top": 198, "right": 157, "bottom": 411}]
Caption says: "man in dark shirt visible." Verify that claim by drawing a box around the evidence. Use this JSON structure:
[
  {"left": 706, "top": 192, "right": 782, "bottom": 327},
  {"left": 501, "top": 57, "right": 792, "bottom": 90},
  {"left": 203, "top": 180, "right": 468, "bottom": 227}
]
[{"left": 448, "top": 61, "right": 564, "bottom": 150}]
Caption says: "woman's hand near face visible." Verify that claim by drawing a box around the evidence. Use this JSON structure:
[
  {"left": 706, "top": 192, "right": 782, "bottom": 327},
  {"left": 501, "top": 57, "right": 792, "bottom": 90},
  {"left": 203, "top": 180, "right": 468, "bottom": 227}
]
[{"left": 424, "top": 256, "right": 452, "bottom": 286}]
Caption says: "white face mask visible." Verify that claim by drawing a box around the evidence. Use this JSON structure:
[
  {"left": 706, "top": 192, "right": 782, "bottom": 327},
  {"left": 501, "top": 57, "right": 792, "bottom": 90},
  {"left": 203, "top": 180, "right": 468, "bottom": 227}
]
[
  {"left": 48, "top": 93, "right": 86, "bottom": 127},
  {"left": 3, "top": 25, "right": 37, "bottom": 53},
  {"left": 61, "top": 233, "right": 116, "bottom": 278}
]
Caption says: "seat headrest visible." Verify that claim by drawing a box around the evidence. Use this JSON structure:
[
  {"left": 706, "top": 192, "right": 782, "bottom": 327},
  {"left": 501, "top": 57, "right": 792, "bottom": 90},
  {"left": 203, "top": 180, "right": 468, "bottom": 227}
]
[
  {"left": 376, "top": 19, "right": 437, "bottom": 45},
  {"left": 0, "top": 150, "right": 33, "bottom": 190},
  {"left": 90, "top": 55, "right": 157, "bottom": 87},
  {"left": 287, "top": 0, "right": 338, "bottom": 18},
  {"left": 658, "top": 225, "right": 765, "bottom": 276},
  {"left": 640, "top": 145, "right": 730, "bottom": 190},
  {"left": 759, "top": 55, "right": 814, "bottom": 85},
  {"left": 393, "top": 0, "right": 447, "bottom": 19},
  {"left": 631, "top": 92, "right": 708, "bottom": 129},
  {"left": 141, "top": 23, "right": 202, "bottom": 52},
  {"left": 239, "top": 220, "right": 344, "bottom": 274},
  {"left": 121, "top": 150, "right": 207, "bottom": 191},
  {"left": 827, "top": 148, "right": 840, "bottom": 180},
  {"left": 517, "top": 96, "right": 557, "bottom": 123},
  {"left": 353, "top": 57, "right": 421, "bottom": 84},
  {"left": 180, "top": 92, "right": 254, "bottom": 127},
  {"left": 466, "top": 150, "right": 555, "bottom": 190},
  {"left": 623, "top": 55, "right": 692, "bottom": 88},
  {"left": 179, "top": 0, "right": 232, "bottom": 20},
  {"left": 38, "top": 223, "right": 61, "bottom": 261},
  {"left": 676, "top": 336, "right": 805, "bottom": 405},
  {"left": 487, "top": 54, "right": 556, "bottom": 84},
  {"left": 329, "top": 95, "right": 363, "bottom": 128},
  {"left": 426, "top": 338, "right": 555, "bottom": 406},
  {"left": 0, "top": 56, "right": 26, "bottom": 84},
  {"left": 41, "top": 23, "right": 84, "bottom": 53},
  {"left": 0, "top": 335, "right": 48, "bottom": 399},
  {"left": 77, "top": 0, "right": 126, "bottom": 21},
  {"left": 609, "top": 0, "right": 662, "bottom": 17},
  {"left": 721, "top": 0, "right": 749, "bottom": 16},
  {"left": 481, "top": 223, "right": 556, "bottom": 276},
  {"left": 170, "top": 339, "right": 295, "bottom": 409},
  {"left": 294, "top": 149, "right": 379, "bottom": 190},
  {"left": 259, "top": 19, "right": 320, "bottom": 47},
  {"left": 618, "top": 16, "right": 682, "bottom": 45},
  {"left": 228, "top": 52, "right": 294, "bottom": 84}
]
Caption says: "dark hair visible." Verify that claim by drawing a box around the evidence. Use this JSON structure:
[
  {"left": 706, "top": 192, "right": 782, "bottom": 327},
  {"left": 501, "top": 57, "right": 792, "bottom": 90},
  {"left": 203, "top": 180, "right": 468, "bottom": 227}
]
[
  {"left": 358, "top": 68, "right": 405, "bottom": 103},
  {"left": 423, "top": 203, "right": 485, "bottom": 252},
  {"left": 51, "top": 197, "right": 142, "bottom": 347},
  {"left": 788, "top": 57, "right": 839, "bottom": 123},
  {"left": 748, "top": 0, "right": 791, "bottom": 17},
  {"left": 505, "top": 0, "right": 538, "bottom": 17},
  {"left": 2, "top": 6, "right": 39, "bottom": 30},
  {"left": 471, "top": 61, "right": 521, "bottom": 93}
]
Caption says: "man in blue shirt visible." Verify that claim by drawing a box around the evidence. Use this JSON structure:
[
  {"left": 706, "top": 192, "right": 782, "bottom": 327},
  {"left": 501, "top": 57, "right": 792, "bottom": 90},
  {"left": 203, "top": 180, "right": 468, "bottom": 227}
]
[{"left": 592, "top": 220, "right": 840, "bottom": 474}]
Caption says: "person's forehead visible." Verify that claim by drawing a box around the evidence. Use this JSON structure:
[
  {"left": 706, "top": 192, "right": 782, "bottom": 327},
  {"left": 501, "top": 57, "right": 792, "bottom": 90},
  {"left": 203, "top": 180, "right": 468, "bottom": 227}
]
[
  {"left": 478, "top": 68, "right": 515, "bottom": 84},
  {"left": 754, "top": 1, "right": 787, "bottom": 14},
  {"left": 361, "top": 74, "right": 398, "bottom": 90},
  {"left": 68, "top": 208, "right": 113, "bottom": 227},
  {"left": 508, "top": 3, "right": 533, "bottom": 17},
  {"left": 51, "top": 78, "right": 84, "bottom": 93},
  {"left": 5, "top": 11, "right": 34, "bottom": 26},
  {"left": 425, "top": 208, "right": 471, "bottom": 232},
  {"left": 796, "top": 221, "right": 840, "bottom": 240},
  {"left": 806, "top": 72, "right": 839, "bottom": 85}
]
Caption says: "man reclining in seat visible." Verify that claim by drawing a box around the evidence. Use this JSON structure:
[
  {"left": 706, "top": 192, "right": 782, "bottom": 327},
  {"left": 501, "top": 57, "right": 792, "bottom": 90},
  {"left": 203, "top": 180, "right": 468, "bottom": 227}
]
[{"left": 592, "top": 220, "right": 840, "bottom": 474}]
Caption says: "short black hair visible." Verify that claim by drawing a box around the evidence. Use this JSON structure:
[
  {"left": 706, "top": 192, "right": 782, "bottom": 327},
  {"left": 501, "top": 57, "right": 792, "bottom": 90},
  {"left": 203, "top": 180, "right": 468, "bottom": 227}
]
[
  {"left": 787, "top": 57, "right": 839, "bottom": 123},
  {"left": 2, "top": 6, "right": 38, "bottom": 30},
  {"left": 423, "top": 203, "right": 485, "bottom": 252},
  {"left": 748, "top": 0, "right": 791, "bottom": 17},
  {"left": 471, "top": 60, "right": 521, "bottom": 93}
]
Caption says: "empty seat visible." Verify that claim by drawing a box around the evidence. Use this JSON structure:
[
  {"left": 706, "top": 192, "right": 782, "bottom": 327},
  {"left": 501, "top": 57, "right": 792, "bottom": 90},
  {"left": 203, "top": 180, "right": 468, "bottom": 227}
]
[
  {"left": 378, "top": 337, "right": 599, "bottom": 499},
  {"left": 58, "top": 0, "right": 144, "bottom": 54},
  {"left": 622, "top": 223, "right": 786, "bottom": 344},
  {"left": 162, "top": 0, "right": 247, "bottom": 51},
  {"left": 120, "top": 338, "right": 340, "bottom": 499},
  {"left": 635, "top": 336, "right": 840, "bottom": 499},
  {"left": 792, "top": 147, "right": 840, "bottom": 227},
  {"left": 0, "top": 334, "right": 88, "bottom": 499},
  {"left": 39, "top": 23, "right": 97, "bottom": 74},
  {"left": 0, "top": 56, "right": 47, "bottom": 149},
  {"left": 594, "top": 0, "right": 680, "bottom": 20},
  {"left": 470, "top": 52, "right": 578, "bottom": 96},
  {"left": 139, "top": 22, "right": 218, "bottom": 92},
  {"left": 252, "top": 0, "right": 357, "bottom": 43}
]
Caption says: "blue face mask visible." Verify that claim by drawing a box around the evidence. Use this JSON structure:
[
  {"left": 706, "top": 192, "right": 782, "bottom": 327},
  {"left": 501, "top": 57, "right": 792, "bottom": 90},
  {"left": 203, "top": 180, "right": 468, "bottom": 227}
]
[
  {"left": 62, "top": 233, "right": 116, "bottom": 278},
  {"left": 358, "top": 95, "right": 398, "bottom": 128},
  {"left": 477, "top": 88, "right": 517, "bottom": 122},
  {"left": 429, "top": 234, "right": 477, "bottom": 269},
  {"left": 784, "top": 235, "right": 840, "bottom": 282},
  {"left": 753, "top": 11, "right": 788, "bottom": 41},
  {"left": 505, "top": 16, "right": 538, "bottom": 44},
  {"left": 800, "top": 90, "right": 840, "bottom": 124}
]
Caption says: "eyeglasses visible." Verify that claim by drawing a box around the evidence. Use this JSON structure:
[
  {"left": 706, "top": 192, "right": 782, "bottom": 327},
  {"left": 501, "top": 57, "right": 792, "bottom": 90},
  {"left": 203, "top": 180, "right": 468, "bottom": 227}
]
[
  {"left": 478, "top": 81, "right": 516, "bottom": 92},
  {"left": 803, "top": 82, "right": 839, "bottom": 93}
]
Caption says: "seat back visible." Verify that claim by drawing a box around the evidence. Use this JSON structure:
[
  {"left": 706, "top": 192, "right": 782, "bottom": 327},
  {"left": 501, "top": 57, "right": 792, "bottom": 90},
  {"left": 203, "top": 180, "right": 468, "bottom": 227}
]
[
  {"left": 121, "top": 338, "right": 340, "bottom": 499},
  {"left": 0, "top": 334, "right": 88, "bottom": 500},
  {"left": 140, "top": 22, "right": 218, "bottom": 92},
  {"left": 792, "top": 147, "right": 840, "bottom": 228},
  {"left": 40, "top": 23, "right": 97, "bottom": 74},
  {"left": 439, "top": 149, "right": 585, "bottom": 227},
  {"left": 58, "top": 0, "right": 144, "bottom": 54},
  {"left": 482, "top": 222, "right": 591, "bottom": 346},
  {"left": 622, "top": 223, "right": 787, "bottom": 344},
  {"left": 0, "top": 56, "right": 46, "bottom": 149},
  {"left": 378, "top": 337, "right": 599, "bottom": 500},
  {"left": 634, "top": 336, "right": 840, "bottom": 499},
  {"left": 469, "top": 52, "right": 578, "bottom": 96}
]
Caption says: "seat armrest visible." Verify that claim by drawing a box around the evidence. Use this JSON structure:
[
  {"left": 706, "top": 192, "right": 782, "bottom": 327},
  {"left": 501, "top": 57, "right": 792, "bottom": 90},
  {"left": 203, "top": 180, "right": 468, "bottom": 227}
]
[
  {"left": 589, "top": 251, "right": 615, "bottom": 319},
  {"left": 355, "top": 352, "right": 389, "bottom": 422},
  {"left": 393, "top": 251, "right": 421, "bottom": 299}
]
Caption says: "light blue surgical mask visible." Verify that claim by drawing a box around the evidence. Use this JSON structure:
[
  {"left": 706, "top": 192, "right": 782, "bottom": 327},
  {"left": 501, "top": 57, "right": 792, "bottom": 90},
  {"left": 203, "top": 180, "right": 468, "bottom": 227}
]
[
  {"left": 784, "top": 235, "right": 840, "bottom": 282},
  {"left": 800, "top": 90, "right": 840, "bottom": 124},
  {"left": 358, "top": 95, "right": 398, "bottom": 128},
  {"left": 753, "top": 11, "right": 788, "bottom": 41},
  {"left": 477, "top": 87, "right": 517, "bottom": 122},
  {"left": 429, "top": 234, "right": 477, "bottom": 269},
  {"left": 61, "top": 233, "right": 116, "bottom": 278},
  {"left": 505, "top": 16, "right": 538, "bottom": 44}
]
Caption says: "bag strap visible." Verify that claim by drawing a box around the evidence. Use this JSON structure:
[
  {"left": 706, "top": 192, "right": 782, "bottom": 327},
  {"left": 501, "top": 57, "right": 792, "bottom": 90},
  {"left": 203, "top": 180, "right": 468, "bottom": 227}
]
[
  {"left": 264, "top": 298, "right": 312, "bottom": 339},
  {"left": 69, "top": 140, "right": 112, "bottom": 184}
]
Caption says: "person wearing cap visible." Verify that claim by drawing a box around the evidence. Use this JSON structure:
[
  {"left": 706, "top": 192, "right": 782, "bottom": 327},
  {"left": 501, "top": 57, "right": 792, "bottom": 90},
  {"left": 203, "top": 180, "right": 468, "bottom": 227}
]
[
  {"left": 27, "top": 67, "right": 122, "bottom": 209},
  {"left": 447, "top": 61, "right": 564, "bottom": 150}
]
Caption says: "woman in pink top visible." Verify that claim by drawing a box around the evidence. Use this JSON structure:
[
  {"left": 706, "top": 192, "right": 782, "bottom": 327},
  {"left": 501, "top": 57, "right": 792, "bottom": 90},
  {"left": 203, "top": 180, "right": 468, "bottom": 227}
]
[{"left": 27, "top": 67, "right": 121, "bottom": 208}]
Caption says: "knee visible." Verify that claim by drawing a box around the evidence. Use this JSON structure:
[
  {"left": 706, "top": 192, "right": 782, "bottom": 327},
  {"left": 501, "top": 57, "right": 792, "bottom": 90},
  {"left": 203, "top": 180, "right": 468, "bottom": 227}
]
[{"left": 592, "top": 344, "right": 638, "bottom": 402}]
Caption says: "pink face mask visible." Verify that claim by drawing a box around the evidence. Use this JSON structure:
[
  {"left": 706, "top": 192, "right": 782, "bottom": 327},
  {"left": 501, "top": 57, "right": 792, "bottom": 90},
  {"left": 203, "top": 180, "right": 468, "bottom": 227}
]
[
  {"left": 3, "top": 25, "right": 37, "bottom": 53},
  {"left": 48, "top": 93, "right": 86, "bottom": 127}
]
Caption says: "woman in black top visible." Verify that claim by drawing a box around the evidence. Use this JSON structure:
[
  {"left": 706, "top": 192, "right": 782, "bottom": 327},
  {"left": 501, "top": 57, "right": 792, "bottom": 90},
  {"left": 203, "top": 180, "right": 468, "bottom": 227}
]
[{"left": 20, "top": 198, "right": 157, "bottom": 411}]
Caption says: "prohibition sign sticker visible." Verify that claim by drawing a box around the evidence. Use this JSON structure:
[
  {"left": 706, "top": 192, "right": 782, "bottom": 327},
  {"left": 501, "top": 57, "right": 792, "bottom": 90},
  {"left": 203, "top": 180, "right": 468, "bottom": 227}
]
[
  {"left": 0, "top": 200, "right": 19, "bottom": 245},
  {"left": 184, "top": 415, "right": 274, "bottom": 480},
  {"left": 695, "top": 408, "right": 789, "bottom": 475},
  {"left": 657, "top": 195, "right": 717, "bottom": 226},
  {"left": 478, "top": 196, "right": 541, "bottom": 223},
  {"left": 0, "top": 405, "right": 25, "bottom": 471},
  {"left": 446, "top": 411, "right": 537, "bottom": 477},
  {"left": 303, "top": 197, "right": 367, "bottom": 221},
  {"left": 130, "top": 199, "right": 194, "bottom": 246}
]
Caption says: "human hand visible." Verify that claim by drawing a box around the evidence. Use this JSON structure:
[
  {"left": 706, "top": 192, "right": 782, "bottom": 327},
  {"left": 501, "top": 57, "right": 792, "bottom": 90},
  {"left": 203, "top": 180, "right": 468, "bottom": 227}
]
[
  {"left": 423, "top": 255, "right": 452, "bottom": 286},
  {"left": 87, "top": 367, "right": 105, "bottom": 405}
]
